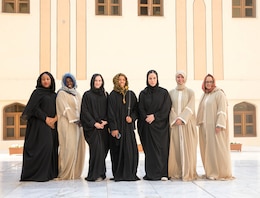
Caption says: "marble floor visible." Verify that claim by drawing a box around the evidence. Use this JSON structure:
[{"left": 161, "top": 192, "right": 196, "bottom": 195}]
[{"left": 0, "top": 146, "right": 260, "bottom": 198}]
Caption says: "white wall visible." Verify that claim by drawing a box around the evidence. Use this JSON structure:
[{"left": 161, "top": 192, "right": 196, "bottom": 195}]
[{"left": 0, "top": 0, "right": 260, "bottom": 149}]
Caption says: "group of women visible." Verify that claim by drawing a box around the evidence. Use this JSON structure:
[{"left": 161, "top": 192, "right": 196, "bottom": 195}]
[{"left": 20, "top": 70, "right": 234, "bottom": 182}]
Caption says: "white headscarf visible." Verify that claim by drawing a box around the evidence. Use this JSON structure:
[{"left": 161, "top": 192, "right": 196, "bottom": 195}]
[{"left": 175, "top": 70, "right": 186, "bottom": 90}]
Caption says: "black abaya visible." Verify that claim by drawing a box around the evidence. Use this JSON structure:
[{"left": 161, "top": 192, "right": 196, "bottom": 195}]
[
  {"left": 20, "top": 88, "right": 58, "bottom": 182},
  {"left": 138, "top": 86, "right": 171, "bottom": 180},
  {"left": 80, "top": 90, "right": 109, "bottom": 181},
  {"left": 108, "top": 90, "right": 139, "bottom": 181}
]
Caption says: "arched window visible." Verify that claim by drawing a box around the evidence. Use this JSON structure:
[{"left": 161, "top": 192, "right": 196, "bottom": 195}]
[
  {"left": 3, "top": 103, "right": 26, "bottom": 140},
  {"left": 233, "top": 102, "right": 256, "bottom": 137}
]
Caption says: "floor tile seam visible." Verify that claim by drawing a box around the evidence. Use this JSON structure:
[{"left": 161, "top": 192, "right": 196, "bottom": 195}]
[{"left": 192, "top": 181, "right": 217, "bottom": 198}]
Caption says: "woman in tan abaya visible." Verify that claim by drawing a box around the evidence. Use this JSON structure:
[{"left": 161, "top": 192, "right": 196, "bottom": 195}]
[
  {"left": 168, "top": 71, "right": 198, "bottom": 181},
  {"left": 197, "top": 74, "right": 234, "bottom": 180},
  {"left": 56, "top": 73, "right": 86, "bottom": 180}
]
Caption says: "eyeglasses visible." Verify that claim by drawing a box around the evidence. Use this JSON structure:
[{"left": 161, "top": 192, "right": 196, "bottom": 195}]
[{"left": 205, "top": 81, "right": 213, "bottom": 84}]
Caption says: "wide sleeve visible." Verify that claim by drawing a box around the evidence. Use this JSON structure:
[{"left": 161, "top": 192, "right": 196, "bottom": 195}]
[
  {"left": 169, "top": 90, "right": 178, "bottom": 127},
  {"left": 129, "top": 91, "right": 138, "bottom": 122},
  {"left": 215, "top": 90, "right": 227, "bottom": 129},
  {"left": 138, "top": 91, "right": 147, "bottom": 122},
  {"left": 154, "top": 90, "right": 172, "bottom": 121},
  {"left": 107, "top": 92, "right": 118, "bottom": 131},
  {"left": 22, "top": 90, "right": 47, "bottom": 122},
  {"left": 56, "top": 91, "right": 78, "bottom": 123},
  {"left": 80, "top": 92, "right": 96, "bottom": 129},
  {"left": 178, "top": 89, "right": 195, "bottom": 124}
]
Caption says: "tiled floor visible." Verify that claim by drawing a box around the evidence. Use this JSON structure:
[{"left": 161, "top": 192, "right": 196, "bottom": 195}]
[{"left": 0, "top": 146, "right": 260, "bottom": 198}]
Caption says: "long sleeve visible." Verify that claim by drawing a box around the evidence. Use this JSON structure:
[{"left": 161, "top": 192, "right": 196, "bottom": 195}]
[
  {"left": 80, "top": 92, "right": 96, "bottom": 129},
  {"left": 56, "top": 91, "right": 80, "bottom": 123},
  {"left": 108, "top": 92, "right": 118, "bottom": 131},
  {"left": 153, "top": 90, "right": 172, "bottom": 121},
  {"left": 178, "top": 89, "right": 195, "bottom": 124},
  {"left": 216, "top": 90, "right": 227, "bottom": 129}
]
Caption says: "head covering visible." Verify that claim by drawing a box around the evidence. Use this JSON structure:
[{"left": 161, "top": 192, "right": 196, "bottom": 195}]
[
  {"left": 146, "top": 70, "right": 159, "bottom": 87},
  {"left": 202, "top": 74, "right": 216, "bottom": 93},
  {"left": 90, "top": 73, "right": 106, "bottom": 95},
  {"left": 22, "top": 71, "right": 56, "bottom": 121},
  {"left": 36, "top": 71, "right": 56, "bottom": 92},
  {"left": 60, "top": 73, "right": 77, "bottom": 95},
  {"left": 145, "top": 70, "right": 159, "bottom": 94},
  {"left": 113, "top": 73, "right": 129, "bottom": 104},
  {"left": 175, "top": 70, "right": 186, "bottom": 90}
]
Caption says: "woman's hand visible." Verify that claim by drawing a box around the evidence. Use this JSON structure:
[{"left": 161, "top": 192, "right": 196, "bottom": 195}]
[
  {"left": 146, "top": 114, "right": 155, "bottom": 124},
  {"left": 174, "top": 119, "right": 183, "bottom": 126},
  {"left": 126, "top": 116, "right": 132, "bottom": 123},
  {"left": 46, "top": 116, "right": 56, "bottom": 129},
  {"left": 74, "top": 120, "right": 82, "bottom": 127},
  {"left": 215, "top": 127, "right": 222, "bottom": 133},
  {"left": 111, "top": 130, "right": 120, "bottom": 138},
  {"left": 94, "top": 122, "right": 104, "bottom": 129},
  {"left": 101, "top": 120, "right": 108, "bottom": 127}
]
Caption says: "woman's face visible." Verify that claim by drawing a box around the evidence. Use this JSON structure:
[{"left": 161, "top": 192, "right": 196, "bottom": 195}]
[
  {"left": 118, "top": 75, "right": 126, "bottom": 88},
  {"left": 94, "top": 75, "right": 103, "bottom": 89},
  {"left": 176, "top": 74, "right": 185, "bottom": 85},
  {"left": 148, "top": 73, "right": 157, "bottom": 87},
  {"left": 41, "top": 73, "right": 51, "bottom": 88},
  {"left": 65, "top": 77, "right": 74, "bottom": 88},
  {"left": 205, "top": 76, "right": 214, "bottom": 90}
]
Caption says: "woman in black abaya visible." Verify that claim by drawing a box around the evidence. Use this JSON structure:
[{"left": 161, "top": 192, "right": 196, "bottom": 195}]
[
  {"left": 80, "top": 74, "right": 109, "bottom": 182},
  {"left": 138, "top": 70, "right": 172, "bottom": 181},
  {"left": 20, "top": 71, "right": 58, "bottom": 182},
  {"left": 108, "top": 73, "right": 139, "bottom": 181}
]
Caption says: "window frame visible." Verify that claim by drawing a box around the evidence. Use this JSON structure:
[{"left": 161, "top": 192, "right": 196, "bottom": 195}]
[
  {"left": 2, "top": 0, "right": 30, "bottom": 13},
  {"left": 3, "top": 103, "right": 26, "bottom": 140},
  {"left": 95, "top": 0, "right": 122, "bottom": 16},
  {"left": 233, "top": 103, "right": 256, "bottom": 137},
  {"left": 138, "top": 0, "right": 164, "bottom": 16},
  {"left": 232, "top": 0, "right": 256, "bottom": 18}
]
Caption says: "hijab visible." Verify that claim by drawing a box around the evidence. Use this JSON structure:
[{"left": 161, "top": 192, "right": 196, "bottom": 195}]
[
  {"left": 90, "top": 73, "right": 106, "bottom": 96},
  {"left": 113, "top": 73, "right": 129, "bottom": 104},
  {"left": 146, "top": 70, "right": 159, "bottom": 93},
  {"left": 175, "top": 70, "right": 186, "bottom": 90},
  {"left": 36, "top": 71, "right": 56, "bottom": 92},
  {"left": 202, "top": 74, "right": 216, "bottom": 93},
  {"left": 59, "top": 73, "right": 77, "bottom": 96},
  {"left": 22, "top": 71, "right": 56, "bottom": 120}
]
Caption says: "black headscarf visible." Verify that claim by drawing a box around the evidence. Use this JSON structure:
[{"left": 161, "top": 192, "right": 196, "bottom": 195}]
[
  {"left": 145, "top": 70, "right": 159, "bottom": 93},
  {"left": 22, "top": 71, "right": 56, "bottom": 120},
  {"left": 36, "top": 71, "right": 56, "bottom": 92},
  {"left": 90, "top": 73, "right": 106, "bottom": 96}
]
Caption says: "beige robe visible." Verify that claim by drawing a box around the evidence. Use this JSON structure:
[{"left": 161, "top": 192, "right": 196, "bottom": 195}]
[
  {"left": 56, "top": 90, "right": 86, "bottom": 180},
  {"left": 168, "top": 88, "right": 198, "bottom": 181},
  {"left": 197, "top": 87, "right": 233, "bottom": 180}
]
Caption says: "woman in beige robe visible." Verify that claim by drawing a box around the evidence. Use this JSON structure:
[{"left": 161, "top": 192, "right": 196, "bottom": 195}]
[
  {"left": 197, "top": 74, "right": 233, "bottom": 180},
  {"left": 56, "top": 73, "right": 86, "bottom": 180},
  {"left": 168, "top": 71, "right": 198, "bottom": 181}
]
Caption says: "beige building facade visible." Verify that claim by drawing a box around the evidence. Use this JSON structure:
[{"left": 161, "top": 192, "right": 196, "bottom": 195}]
[{"left": 0, "top": 0, "right": 259, "bottom": 149}]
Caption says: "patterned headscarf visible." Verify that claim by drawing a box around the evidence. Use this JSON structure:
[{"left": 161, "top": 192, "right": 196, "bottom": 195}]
[
  {"left": 202, "top": 74, "right": 216, "bottom": 93},
  {"left": 113, "top": 73, "right": 129, "bottom": 104}
]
